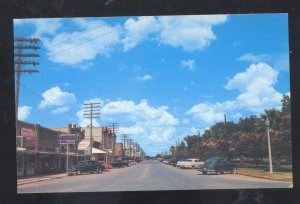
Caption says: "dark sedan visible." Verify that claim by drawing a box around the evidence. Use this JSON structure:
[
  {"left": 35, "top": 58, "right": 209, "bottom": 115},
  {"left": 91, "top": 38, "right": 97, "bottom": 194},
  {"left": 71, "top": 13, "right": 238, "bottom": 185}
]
[
  {"left": 110, "top": 160, "right": 128, "bottom": 168},
  {"left": 200, "top": 157, "right": 237, "bottom": 175},
  {"left": 66, "top": 160, "right": 105, "bottom": 176}
]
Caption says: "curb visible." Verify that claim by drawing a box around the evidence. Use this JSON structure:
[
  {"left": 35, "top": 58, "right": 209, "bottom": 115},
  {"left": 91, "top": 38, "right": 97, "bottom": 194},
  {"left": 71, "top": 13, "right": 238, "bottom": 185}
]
[{"left": 18, "top": 174, "right": 67, "bottom": 186}]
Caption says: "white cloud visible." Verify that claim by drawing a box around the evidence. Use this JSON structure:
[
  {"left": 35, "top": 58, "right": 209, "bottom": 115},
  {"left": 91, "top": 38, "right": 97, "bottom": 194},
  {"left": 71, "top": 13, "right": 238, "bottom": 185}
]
[
  {"left": 238, "top": 53, "right": 270, "bottom": 63},
  {"left": 38, "top": 18, "right": 121, "bottom": 65},
  {"left": 225, "top": 63, "right": 282, "bottom": 112},
  {"left": 157, "top": 15, "right": 228, "bottom": 51},
  {"left": 39, "top": 86, "right": 76, "bottom": 114},
  {"left": 181, "top": 59, "right": 196, "bottom": 70},
  {"left": 119, "top": 126, "right": 146, "bottom": 135},
  {"left": 187, "top": 63, "right": 283, "bottom": 124},
  {"left": 18, "top": 106, "right": 32, "bottom": 120},
  {"left": 16, "top": 16, "right": 227, "bottom": 66},
  {"left": 102, "top": 100, "right": 178, "bottom": 138},
  {"left": 122, "top": 15, "right": 228, "bottom": 52},
  {"left": 51, "top": 107, "right": 70, "bottom": 114},
  {"left": 122, "top": 16, "right": 159, "bottom": 51},
  {"left": 186, "top": 103, "right": 225, "bottom": 124},
  {"left": 81, "top": 99, "right": 180, "bottom": 156},
  {"left": 135, "top": 74, "right": 153, "bottom": 81}
]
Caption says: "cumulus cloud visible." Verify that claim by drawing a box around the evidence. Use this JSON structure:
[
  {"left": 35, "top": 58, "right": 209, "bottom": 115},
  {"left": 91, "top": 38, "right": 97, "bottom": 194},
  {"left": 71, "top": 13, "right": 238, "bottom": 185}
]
[
  {"left": 15, "top": 15, "right": 228, "bottom": 65},
  {"left": 225, "top": 63, "right": 282, "bottom": 112},
  {"left": 157, "top": 15, "right": 228, "bottom": 51},
  {"left": 122, "top": 16, "right": 160, "bottom": 51},
  {"left": 39, "top": 86, "right": 76, "bottom": 114},
  {"left": 18, "top": 106, "right": 32, "bottom": 120},
  {"left": 187, "top": 63, "right": 283, "bottom": 124},
  {"left": 51, "top": 107, "right": 70, "bottom": 114},
  {"left": 33, "top": 18, "right": 121, "bottom": 65},
  {"left": 186, "top": 103, "right": 225, "bottom": 124},
  {"left": 238, "top": 53, "right": 270, "bottom": 63},
  {"left": 122, "top": 15, "right": 228, "bottom": 52},
  {"left": 181, "top": 59, "right": 196, "bottom": 70},
  {"left": 76, "top": 99, "right": 180, "bottom": 155},
  {"left": 135, "top": 74, "right": 153, "bottom": 81},
  {"left": 102, "top": 99, "right": 178, "bottom": 141}
]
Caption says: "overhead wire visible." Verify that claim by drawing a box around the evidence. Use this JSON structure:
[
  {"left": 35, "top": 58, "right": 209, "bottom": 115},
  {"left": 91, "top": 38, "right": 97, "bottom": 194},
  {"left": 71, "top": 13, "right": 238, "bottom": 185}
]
[{"left": 47, "top": 16, "right": 151, "bottom": 58}]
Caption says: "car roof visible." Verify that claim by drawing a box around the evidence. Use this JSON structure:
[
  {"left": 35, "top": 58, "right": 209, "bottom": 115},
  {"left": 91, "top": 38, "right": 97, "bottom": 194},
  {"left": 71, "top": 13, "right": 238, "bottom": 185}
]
[{"left": 205, "top": 157, "right": 223, "bottom": 162}]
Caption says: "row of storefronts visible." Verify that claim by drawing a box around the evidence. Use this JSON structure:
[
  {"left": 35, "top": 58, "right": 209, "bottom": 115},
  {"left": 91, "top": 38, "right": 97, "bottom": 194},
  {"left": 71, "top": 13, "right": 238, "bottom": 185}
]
[{"left": 16, "top": 121, "right": 118, "bottom": 177}]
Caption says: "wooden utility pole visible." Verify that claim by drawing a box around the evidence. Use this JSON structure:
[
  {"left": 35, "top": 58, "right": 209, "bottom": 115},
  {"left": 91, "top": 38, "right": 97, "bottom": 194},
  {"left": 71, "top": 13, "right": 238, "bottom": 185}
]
[
  {"left": 14, "top": 37, "right": 40, "bottom": 124},
  {"left": 109, "top": 123, "right": 119, "bottom": 160},
  {"left": 122, "top": 134, "right": 127, "bottom": 157},
  {"left": 83, "top": 102, "right": 101, "bottom": 159},
  {"left": 127, "top": 139, "right": 132, "bottom": 159}
]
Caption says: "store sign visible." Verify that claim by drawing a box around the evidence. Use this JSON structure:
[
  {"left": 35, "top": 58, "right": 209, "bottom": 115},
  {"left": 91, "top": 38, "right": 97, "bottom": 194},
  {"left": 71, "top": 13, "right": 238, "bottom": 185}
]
[
  {"left": 78, "top": 140, "right": 91, "bottom": 150},
  {"left": 58, "top": 134, "right": 78, "bottom": 144},
  {"left": 21, "top": 128, "right": 34, "bottom": 140}
]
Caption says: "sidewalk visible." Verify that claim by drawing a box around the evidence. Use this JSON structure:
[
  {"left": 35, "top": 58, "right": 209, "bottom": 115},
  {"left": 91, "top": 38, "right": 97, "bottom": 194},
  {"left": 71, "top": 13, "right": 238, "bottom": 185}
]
[{"left": 17, "top": 173, "right": 67, "bottom": 186}]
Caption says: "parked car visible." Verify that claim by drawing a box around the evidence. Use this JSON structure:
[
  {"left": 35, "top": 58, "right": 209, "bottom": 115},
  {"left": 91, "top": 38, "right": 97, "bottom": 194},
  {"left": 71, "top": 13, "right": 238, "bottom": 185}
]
[
  {"left": 180, "top": 158, "right": 204, "bottom": 169},
  {"left": 66, "top": 160, "right": 105, "bottom": 176},
  {"left": 168, "top": 159, "right": 179, "bottom": 167},
  {"left": 110, "top": 160, "right": 128, "bottom": 168},
  {"left": 162, "top": 159, "right": 170, "bottom": 164},
  {"left": 176, "top": 159, "right": 187, "bottom": 167},
  {"left": 200, "top": 157, "right": 237, "bottom": 175},
  {"left": 128, "top": 160, "right": 136, "bottom": 166},
  {"left": 97, "top": 161, "right": 113, "bottom": 171}
]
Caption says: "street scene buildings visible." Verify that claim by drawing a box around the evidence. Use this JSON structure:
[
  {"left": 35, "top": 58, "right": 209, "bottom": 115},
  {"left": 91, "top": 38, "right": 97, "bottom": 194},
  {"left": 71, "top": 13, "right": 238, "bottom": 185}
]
[
  {"left": 14, "top": 14, "right": 293, "bottom": 193},
  {"left": 17, "top": 121, "right": 144, "bottom": 178}
]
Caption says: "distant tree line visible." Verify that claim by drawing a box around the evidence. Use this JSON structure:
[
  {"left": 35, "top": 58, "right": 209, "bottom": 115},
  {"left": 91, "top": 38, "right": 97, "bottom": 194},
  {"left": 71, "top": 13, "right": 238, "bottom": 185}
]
[{"left": 162, "top": 95, "right": 291, "bottom": 166}]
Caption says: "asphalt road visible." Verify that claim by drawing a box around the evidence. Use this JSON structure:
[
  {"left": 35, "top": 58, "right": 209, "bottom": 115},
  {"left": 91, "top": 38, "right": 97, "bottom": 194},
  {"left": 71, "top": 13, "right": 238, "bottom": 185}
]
[{"left": 18, "top": 160, "right": 292, "bottom": 193}]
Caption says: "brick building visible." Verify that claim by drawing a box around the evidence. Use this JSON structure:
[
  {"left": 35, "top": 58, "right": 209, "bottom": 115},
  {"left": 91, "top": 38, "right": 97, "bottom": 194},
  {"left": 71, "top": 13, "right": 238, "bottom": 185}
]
[{"left": 16, "top": 121, "right": 61, "bottom": 177}]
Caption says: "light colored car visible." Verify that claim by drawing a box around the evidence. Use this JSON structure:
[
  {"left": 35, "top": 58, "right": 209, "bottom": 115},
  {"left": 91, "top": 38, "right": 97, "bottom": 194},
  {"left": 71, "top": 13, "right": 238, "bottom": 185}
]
[
  {"left": 176, "top": 159, "right": 187, "bottom": 167},
  {"left": 180, "top": 158, "right": 204, "bottom": 169}
]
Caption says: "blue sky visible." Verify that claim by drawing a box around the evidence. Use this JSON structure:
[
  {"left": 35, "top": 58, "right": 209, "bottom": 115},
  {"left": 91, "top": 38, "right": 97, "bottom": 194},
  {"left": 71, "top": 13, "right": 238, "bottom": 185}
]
[{"left": 14, "top": 14, "right": 290, "bottom": 156}]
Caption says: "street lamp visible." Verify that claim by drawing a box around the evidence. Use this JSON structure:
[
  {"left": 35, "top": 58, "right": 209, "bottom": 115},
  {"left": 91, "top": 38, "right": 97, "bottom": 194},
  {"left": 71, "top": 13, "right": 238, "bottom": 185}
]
[{"left": 265, "top": 118, "right": 273, "bottom": 174}]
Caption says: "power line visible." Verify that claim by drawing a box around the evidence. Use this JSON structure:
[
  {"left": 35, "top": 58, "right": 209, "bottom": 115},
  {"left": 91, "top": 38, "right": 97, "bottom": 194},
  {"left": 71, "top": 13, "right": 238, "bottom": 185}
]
[
  {"left": 47, "top": 16, "right": 150, "bottom": 57},
  {"left": 14, "top": 37, "right": 40, "bottom": 124},
  {"left": 83, "top": 102, "right": 101, "bottom": 158}
]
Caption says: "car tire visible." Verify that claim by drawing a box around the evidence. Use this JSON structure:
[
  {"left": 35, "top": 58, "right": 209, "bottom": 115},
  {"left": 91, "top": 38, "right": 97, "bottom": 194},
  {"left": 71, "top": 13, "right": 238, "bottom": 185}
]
[
  {"left": 231, "top": 168, "right": 237, "bottom": 174},
  {"left": 76, "top": 170, "right": 81, "bottom": 175},
  {"left": 97, "top": 168, "right": 103, "bottom": 174},
  {"left": 216, "top": 170, "right": 221, "bottom": 175}
]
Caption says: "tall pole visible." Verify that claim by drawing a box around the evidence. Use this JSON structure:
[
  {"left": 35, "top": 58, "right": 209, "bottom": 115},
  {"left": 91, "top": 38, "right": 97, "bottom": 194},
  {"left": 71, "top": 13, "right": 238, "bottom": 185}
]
[
  {"left": 265, "top": 118, "right": 273, "bottom": 174},
  {"left": 84, "top": 102, "right": 101, "bottom": 160},
  {"left": 67, "top": 143, "right": 69, "bottom": 170},
  {"left": 109, "top": 123, "right": 119, "bottom": 160},
  {"left": 14, "top": 37, "right": 40, "bottom": 126},
  {"left": 129, "top": 139, "right": 132, "bottom": 159},
  {"left": 122, "top": 134, "right": 127, "bottom": 158}
]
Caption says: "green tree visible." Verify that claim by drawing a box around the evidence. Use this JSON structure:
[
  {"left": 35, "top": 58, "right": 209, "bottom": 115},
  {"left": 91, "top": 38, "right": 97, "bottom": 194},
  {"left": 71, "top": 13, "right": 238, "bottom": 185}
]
[
  {"left": 184, "top": 135, "right": 202, "bottom": 158},
  {"left": 236, "top": 132, "right": 266, "bottom": 166}
]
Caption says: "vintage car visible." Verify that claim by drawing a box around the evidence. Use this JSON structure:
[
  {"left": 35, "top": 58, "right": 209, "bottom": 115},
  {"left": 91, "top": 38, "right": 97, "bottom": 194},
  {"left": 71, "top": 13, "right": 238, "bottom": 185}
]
[
  {"left": 110, "top": 160, "right": 128, "bottom": 168},
  {"left": 66, "top": 160, "right": 105, "bottom": 176},
  {"left": 97, "top": 161, "right": 113, "bottom": 171},
  {"left": 200, "top": 157, "right": 237, "bottom": 175},
  {"left": 180, "top": 158, "right": 204, "bottom": 169}
]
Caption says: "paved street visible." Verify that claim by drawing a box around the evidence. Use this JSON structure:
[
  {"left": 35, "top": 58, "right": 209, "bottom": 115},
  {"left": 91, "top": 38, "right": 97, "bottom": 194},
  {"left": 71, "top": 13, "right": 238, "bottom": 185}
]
[{"left": 18, "top": 160, "right": 292, "bottom": 193}]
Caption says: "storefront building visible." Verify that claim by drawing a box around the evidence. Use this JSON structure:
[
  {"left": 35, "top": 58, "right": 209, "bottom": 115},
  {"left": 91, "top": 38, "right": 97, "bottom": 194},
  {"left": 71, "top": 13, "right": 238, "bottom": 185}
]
[{"left": 16, "top": 121, "right": 62, "bottom": 177}]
